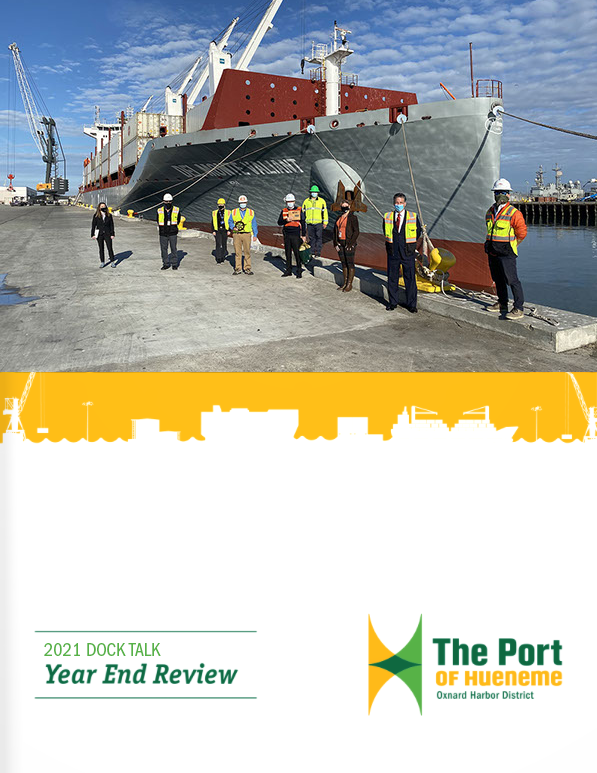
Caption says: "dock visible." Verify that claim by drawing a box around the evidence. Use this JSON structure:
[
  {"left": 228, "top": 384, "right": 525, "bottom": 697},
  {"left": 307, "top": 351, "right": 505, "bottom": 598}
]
[
  {"left": 0, "top": 206, "right": 595, "bottom": 372},
  {"left": 516, "top": 201, "right": 596, "bottom": 226}
]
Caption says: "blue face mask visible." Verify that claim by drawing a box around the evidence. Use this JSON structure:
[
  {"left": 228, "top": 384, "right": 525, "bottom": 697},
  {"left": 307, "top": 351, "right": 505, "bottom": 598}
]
[{"left": 395, "top": 203, "right": 405, "bottom": 212}]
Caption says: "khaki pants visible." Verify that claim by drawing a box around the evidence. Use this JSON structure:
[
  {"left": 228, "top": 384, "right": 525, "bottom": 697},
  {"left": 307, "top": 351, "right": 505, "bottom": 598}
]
[{"left": 233, "top": 232, "right": 251, "bottom": 271}]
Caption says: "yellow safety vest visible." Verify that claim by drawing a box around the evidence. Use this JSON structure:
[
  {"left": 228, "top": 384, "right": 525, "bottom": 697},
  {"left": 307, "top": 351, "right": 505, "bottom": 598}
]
[
  {"left": 486, "top": 204, "right": 518, "bottom": 256},
  {"left": 231, "top": 208, "right": 254, "bottom": 233},
  {"left": 383, "top": 210, "right": 417, "bottom": 243},
  {"left": 212, "top": 208, "right": 231, "bottom": 230},
  {"left": 302, "top": 197, "right": 328, "bottom": 226},
  {"left": 157, "top": 205, "right": 179, "bottom": 226}
]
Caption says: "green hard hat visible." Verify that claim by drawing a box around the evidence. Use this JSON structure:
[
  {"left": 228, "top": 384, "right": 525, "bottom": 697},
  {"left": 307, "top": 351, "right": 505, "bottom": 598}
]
[{"left": 309, "top": 184, "right": 320, "bottom": 192}]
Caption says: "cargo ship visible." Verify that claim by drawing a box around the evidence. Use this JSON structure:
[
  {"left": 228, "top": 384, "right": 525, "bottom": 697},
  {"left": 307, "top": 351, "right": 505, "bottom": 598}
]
[{"left": 79, "top": 0, "right": 504, "bottom": 290}]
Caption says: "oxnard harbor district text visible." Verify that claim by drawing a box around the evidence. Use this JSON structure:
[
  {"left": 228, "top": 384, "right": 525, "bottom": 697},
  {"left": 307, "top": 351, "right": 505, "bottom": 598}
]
[{"left": 438, "top": 691, "right": 535, "bottom": 700}]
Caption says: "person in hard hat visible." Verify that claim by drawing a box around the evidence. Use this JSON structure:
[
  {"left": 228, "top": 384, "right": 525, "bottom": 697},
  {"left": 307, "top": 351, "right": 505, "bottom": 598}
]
[
  {"left": 228, "top": 195, "right": 258, "bottom": 275},
  {"left": 484, "top": 178, "right": 527, "bottom": 320},
  {"left": 212, "top": 197, "right": 231, "bottom": 264},
  {"left": 333, "top": 196, "right": 360, "bottom": 292},
  {"left": 302, "top": 184, "right": 328, "bottom": 259},
  {"left": 157, "top": 193, "right": 182, "bottom": 270},
  {"left": 383, "top": 193, "right": 423, "bottom": 312},
  {"left": 91, "top": 202, "right": 116, "bottom": 268},
  {"left": 277, "top": 194, "right": 307, "bottom": 278}
]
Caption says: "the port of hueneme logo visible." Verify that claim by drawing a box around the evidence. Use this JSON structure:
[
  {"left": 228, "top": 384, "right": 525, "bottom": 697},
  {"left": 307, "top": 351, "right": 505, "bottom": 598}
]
[{"left": 368, "top": 615, "right": 423, "bottom": 715}]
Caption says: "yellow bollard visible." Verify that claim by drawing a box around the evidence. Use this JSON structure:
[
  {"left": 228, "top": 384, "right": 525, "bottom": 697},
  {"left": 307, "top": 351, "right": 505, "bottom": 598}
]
[
  {"left": 178, "top": 216, "right": 187, "bottom": 231},
  {"left": 127, "top": 209, "right": 134, "bottom": 218},
  {"left": 108, "top": 207, "right": 113, "bottom": 214}
]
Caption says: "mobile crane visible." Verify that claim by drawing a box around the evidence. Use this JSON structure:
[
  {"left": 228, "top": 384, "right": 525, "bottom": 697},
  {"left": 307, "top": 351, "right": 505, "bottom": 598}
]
[
  {"left": 566, "top": 373, "right": 597, "bottom": 442},
  {"left": 3, "top": 372, "right": 48, "bottom": 443},
  {"left": 8, "top": 43, "right": 68, "bottom": 201}
]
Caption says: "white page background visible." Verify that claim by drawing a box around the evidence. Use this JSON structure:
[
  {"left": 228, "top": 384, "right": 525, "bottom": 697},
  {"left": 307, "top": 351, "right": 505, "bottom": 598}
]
[{"left": 1, "top": 432, "right": 595, "bottom": 772}]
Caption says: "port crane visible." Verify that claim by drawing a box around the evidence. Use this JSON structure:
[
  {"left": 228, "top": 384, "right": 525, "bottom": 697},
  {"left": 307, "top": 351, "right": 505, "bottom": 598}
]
[
  {"left": 3, "top": 372, "right": 48, "bottom": 442},
  {"left": 566, "top": 373, "right": 597, "bottom": 442},
  {"left": 8, "top": 43, "right": 68, "bottom": 199}
]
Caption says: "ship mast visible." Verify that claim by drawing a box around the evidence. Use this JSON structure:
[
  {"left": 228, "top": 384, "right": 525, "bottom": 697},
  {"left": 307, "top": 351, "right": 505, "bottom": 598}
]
[{"left": 307, "top": 22, "right": 354, "bottom": 116}]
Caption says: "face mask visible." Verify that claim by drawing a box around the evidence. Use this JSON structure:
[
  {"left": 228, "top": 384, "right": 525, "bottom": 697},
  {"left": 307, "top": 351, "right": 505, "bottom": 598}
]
[
  {"left": 218, "top": 205, "right": 224, "bottom": 209},
  {"left": 494, "top": 193, "right": 509, "bottom": 204},
  {"left": 341, "top": 206, "right": 349, "bottom": 212},
  {"left": 287, "top": 202, "right": 295, "bottom": 209},
  {"left": 165, "top": 203, "right": 172, "bottom": 208},
  {"left": 100, "top": 208, "right": 106, "bottom": 213},
  {"left": 395, "top": 203, "right": 405, "bottom": 212},
  {"left": 240, "top": 203, "right": 247, "bottom": 210},
  {"left": 311, "top": 192, "right": 318, "bottom": 198}
]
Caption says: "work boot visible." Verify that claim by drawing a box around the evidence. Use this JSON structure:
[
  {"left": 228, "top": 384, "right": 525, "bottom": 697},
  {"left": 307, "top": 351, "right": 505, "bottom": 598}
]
[
  {"left": 338, "top": 265, "right": 348, "bottom": 290},
  {"left": 486, "top": 301, "right": 507, "bottom": 313},
  {"left": 506, "top": 307, "right": 524, "bottom": 320},
  {"left": 343, "top": 268, "right": 355, "bottom": 292},
  {"left": 281, "top": 270, "right": 292, "bottom": 277}
]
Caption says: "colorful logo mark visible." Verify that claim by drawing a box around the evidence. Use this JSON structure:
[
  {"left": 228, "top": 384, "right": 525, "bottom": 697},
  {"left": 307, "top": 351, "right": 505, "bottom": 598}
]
[{"left": 368, "top": 614, "right": 423, "bottom": 715}]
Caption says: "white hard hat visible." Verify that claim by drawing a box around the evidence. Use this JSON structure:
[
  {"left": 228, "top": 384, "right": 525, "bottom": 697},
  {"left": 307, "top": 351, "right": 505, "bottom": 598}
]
[
  {"left": 163, "top": 193, "right": 173, "bottom": 202},
  {"left": 492, "top": 178, "right": 512, "bottom": 192},
  {"left": 238, "top": 195, "right": 248, "bottom": 203},
  {"left": 284, "top": 193, "right": 296, "bottom": 202}
]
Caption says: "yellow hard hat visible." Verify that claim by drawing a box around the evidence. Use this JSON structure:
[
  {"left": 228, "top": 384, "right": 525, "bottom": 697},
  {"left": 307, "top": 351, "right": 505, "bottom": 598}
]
[{"left": 217, "top": 198, "right": 226, "bottom": 205}]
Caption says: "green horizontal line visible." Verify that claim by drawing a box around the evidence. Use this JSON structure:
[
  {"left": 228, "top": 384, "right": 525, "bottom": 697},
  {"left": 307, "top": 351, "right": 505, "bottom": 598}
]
[
  {"left": 34, "top": 631, "right": 257, "bottom": 633},
  {"left": 35, "top": 697, "right": 256, "bottom": 700}
]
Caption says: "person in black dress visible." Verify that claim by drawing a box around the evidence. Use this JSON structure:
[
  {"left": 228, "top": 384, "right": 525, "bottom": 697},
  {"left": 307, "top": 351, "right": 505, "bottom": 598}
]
[{"left": 91, "top": 203, "right": 116, "bottom": 267}]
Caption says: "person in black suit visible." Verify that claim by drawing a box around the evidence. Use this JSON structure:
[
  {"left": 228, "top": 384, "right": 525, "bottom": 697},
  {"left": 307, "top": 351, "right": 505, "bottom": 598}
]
[
  {"left": 91, "top": 203, "right": 116, "bottom": 267},
  {"left": 383, "top": 192, "right": 423, "bottom": 313}
]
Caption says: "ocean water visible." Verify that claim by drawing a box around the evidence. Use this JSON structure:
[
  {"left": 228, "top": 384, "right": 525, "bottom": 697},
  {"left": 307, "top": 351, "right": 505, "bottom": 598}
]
[{"left": 515, "top": 226, "right": 597, "bottom": 317}]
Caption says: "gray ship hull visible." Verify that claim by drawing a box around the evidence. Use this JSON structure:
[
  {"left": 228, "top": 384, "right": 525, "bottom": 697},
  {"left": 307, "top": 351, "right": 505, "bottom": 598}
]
[{"left": 81, "top": 96, "right": 502, "bottom": 289}]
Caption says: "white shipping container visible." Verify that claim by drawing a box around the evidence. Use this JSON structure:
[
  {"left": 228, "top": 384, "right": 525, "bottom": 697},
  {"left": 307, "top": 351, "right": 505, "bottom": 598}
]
[
  {"left": 127, "top": 112, "right": 184, "bottom": 142},
  {"left": 122, "top": 137, "right": 152, "bottom": 169}
]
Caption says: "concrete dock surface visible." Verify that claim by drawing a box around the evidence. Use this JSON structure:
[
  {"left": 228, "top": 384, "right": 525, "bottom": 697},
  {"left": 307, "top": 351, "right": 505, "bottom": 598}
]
[{"left": 0, "top": 205, "right": 595, "bottom": 372}]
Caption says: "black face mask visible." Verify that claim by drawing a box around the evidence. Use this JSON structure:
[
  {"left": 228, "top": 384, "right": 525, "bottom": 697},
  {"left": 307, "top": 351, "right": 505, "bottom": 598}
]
[
  {"left": 341, "top": 206, "right": 349, "bottom": 212},
  {"left": 218, "top": 205, "right": 224, "bottom": 209},
  {"left": 100, "top": 208, "right": 107, "bottom": 213}
]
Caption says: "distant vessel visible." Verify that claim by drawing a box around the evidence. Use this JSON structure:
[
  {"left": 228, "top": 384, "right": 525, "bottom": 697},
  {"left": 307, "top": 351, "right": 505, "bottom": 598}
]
[
  {"left": 528, "top": 164, "right": 584, "bottom": 202},
  {"left": 78, "top": 2, "right": 505, "bottom": 291}
]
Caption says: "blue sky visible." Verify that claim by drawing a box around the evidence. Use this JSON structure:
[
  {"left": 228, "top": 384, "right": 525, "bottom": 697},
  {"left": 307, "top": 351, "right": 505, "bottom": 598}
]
[{"left": 1, "top": 0, "right": 596, "bottom": 193}]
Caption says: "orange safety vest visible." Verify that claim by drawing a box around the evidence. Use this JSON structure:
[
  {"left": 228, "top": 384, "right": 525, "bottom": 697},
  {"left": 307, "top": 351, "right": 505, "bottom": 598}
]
[{"left": 282, "top": 206, "right": 302, "bottom": 227}]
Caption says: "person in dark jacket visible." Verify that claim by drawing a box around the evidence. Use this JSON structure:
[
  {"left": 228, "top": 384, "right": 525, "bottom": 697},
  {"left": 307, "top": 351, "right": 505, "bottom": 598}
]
[
  {"left": 91, "top": 202, "right": 116, "bottom": 267},
  {"left": 277, "top": 193, "right": 306, "bottom": 278},
  {"left": 383, "top": 192, "right": 423, "bottom": 313},
  {"left": 333, "top": 197, "right": 360, "bottom": 292},
  {"left": 157, "top": 193, "right": 182, "bottom": 270},
  {"left": 212, "top": 197, "right": 231, "bottom": 263}
]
